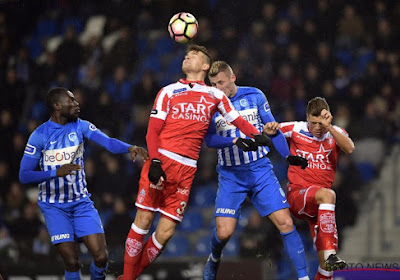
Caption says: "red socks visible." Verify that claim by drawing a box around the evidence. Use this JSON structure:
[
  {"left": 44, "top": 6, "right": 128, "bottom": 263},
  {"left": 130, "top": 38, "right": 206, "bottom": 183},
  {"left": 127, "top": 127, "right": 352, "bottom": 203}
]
[
  {"left": 314, "top": 266, "right": 333, "bottom": 280},
  {"left": 123, "top": 223, "right": 149, "bottom": 280},
  {"left": 316, "top": 204, "right": 338, "bottom": 252},
  {"left": 135, "top": 232, "right": 163, "bottom": 277}
]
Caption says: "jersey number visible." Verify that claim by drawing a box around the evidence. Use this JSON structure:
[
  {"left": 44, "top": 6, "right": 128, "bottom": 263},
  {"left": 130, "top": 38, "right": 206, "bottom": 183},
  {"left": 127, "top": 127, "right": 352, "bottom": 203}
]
[{"left": 176, "top": 201, "right": 187, "bottom": 215}]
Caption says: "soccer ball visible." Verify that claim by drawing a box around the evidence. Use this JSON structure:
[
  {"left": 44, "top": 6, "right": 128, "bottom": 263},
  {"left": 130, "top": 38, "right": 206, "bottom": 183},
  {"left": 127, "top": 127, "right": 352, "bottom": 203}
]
[{"left": 168, "top": 12, "right": 198, "bottom": 43}]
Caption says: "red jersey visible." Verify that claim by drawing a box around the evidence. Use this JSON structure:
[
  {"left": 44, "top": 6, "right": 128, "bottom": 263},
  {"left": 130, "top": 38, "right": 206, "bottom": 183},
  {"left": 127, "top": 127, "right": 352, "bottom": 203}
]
[
  {"left": 150, "top": 79, "right": 241, "bottom": 160},
  {"left": 280, "top": 121, "right": 348, "bottom": 189}
]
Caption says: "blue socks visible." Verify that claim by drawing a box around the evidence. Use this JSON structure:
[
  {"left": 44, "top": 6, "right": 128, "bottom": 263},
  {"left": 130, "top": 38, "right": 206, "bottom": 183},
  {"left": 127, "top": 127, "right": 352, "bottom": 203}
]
[
  {"left": 281, "top": 226, "right": 308, "bottom": 278},
  {"left": 65, "top": 270, "right": 81, "bottom": 280},
  {"left": 90, "top": 261, "right": 108, "bottom": 280},
  {"left": 210, "top": 227, "right": 227, "bottom": 260}
]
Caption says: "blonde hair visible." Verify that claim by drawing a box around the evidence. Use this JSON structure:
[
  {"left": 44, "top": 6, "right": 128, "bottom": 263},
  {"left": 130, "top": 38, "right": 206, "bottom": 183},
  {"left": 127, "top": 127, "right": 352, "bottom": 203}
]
[{"left": 208, "top": 60, "right": 233, "bottom": 79}]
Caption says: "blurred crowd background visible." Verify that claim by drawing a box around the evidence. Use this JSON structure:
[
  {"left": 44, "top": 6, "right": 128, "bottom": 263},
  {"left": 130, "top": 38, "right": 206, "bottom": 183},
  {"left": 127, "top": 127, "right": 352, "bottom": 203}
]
[{"left": 0, "top": 0, "right": 399, "bottom": 278}]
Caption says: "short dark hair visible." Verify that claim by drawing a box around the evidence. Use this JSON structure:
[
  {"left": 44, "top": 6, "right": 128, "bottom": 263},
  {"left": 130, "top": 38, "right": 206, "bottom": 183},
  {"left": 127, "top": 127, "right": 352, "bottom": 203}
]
[
  {"left": 46, "top": 87, "right": 68, "bottom": 112},
  {"left": 186, "top": 44, "right": 212, "bottom": 67},
  {"left": 306, "top": 97, "right": 330, "bottom": 116}
]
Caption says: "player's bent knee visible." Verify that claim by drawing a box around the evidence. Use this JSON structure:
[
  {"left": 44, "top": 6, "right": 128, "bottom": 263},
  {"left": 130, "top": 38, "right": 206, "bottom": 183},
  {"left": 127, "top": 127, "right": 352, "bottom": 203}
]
[
  {"left": 93, "top": 249, "right": 108, "bottom": 266},
  {"left": 216, "top": 225, "right": 234, "bottom": 242},
  {"left": 316, "top": 188, "right": 336, "bottom": 204},
  {"left": 275, "top": 217, "right": 294, "bottom": 233},
  {"left": 135, "top": 211, "right": 154, "bottom": 229},
  {"left": 64, "top": 257, "right": 81, "bottom": 271}
]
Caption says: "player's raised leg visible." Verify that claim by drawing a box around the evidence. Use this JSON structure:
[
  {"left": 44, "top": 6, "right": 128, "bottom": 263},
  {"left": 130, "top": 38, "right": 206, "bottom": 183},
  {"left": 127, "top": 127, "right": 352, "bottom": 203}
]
[
  {"left": 313, "top": 188, "right": 345, "bottom": 280},
  {"left": 134, "top": 216, "right": 178, "bottom": 277},
  {"left": 122, "top": 209, "right": 153, "bottom": 280},
  {"left": 269, "top": 209, "right": 310, "bottom": 280}
]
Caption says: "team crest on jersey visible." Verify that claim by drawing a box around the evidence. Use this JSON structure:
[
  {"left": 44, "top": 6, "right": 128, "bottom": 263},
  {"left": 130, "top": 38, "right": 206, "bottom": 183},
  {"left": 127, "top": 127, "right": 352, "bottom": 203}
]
[
  {"left": 126, "top": 238, "right": 142, "bottom": 257},
  {"left": 68, "top": 132, "right": 77, "bottom": 142},
  {"left": 89, "top": 124, "right": 97, "bottom": 131},
  {"left": 240, "top": 99, "right": 248, "bottom": 107},
  {"left": 24, "top": 144, "right": 36, "bottom": 155},
  {"left": 138, "top": 189, "right": 146, "bottom": 203}
]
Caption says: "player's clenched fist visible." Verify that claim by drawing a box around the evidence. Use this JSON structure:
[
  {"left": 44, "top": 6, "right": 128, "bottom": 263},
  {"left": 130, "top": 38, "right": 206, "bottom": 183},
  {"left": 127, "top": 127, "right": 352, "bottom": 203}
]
[
  {"left": 56, "top": 164, "right": 81, "bottom": 177},
  {"left": 148, "top": 159, "right": 166, "bottom": 184},
  {"left": 263, "top": 121, "right": 280, "bottom": 136},
  {"left": 320, "top": 109, "right": 333, "bottom": 128}
]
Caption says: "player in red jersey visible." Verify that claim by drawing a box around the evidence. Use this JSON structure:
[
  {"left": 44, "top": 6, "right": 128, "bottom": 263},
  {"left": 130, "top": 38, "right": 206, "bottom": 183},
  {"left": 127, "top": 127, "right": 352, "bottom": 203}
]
[
  {"left": 119, "top": 45, "right": 271, "bottom": 280},
  {"left": 263, "top": 97, "right": 355, "bottom": 280}
]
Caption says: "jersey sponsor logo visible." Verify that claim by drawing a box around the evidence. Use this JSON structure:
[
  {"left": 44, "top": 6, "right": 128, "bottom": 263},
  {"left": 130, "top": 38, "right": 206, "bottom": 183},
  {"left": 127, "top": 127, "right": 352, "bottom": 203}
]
[
  {"left": 89, "top": 124, "right": 97, "bottom": 131},
  {"left": 177, "top": 187, "right": 189, "bottom": 196},
  {"left": 51, "top": 233, "right": 70, "bottom": 242},
  {"left": 295, "top": 134, "right": 313, "bottom": 143},
  {"left": 171, "top": 95, "right": 215, "bottom": 123},
  {"left": 264, "top": 102, "right": 270, "bottom": 112},
  {"left": 239, "top": 99, "right": 248, "bottom": 107},
  {"left": 50, "top": 141, "right": 57, "bottom": 145},
  {"left": 147, "top": 247, "right": 159, "bottom": 262},
  {"left": 216, "top": 208, "right": 236, "bottom": 215},
  {"left": 173, "top": 87, "right": 187, "bottom": 94},
  {"left": 319, "top": 212, "right": 336, "bottom": 233},
  {"left": 68, "top": 132, "right": 77, "bottom": 142},
  {"left": 215, "top": 108, "right": 258, "bottom": 132},
  {"left": 43, "top": 144, "right": 83, "bottom": 166},
  {"left": 24, "top": 144, "right": 36, "bottom": 155},
  {"left": 296, "top": 144, "right": 332, "bottom": 170},
  {"left": 126, "top": 238, "right": 142, "bottom": 257}
]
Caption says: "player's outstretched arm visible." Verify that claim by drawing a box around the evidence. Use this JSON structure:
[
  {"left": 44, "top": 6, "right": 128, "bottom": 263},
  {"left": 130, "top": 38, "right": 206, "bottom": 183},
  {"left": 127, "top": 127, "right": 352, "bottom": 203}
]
[{"left": 320, "top": 109, "right": 355, "bottom": 154}]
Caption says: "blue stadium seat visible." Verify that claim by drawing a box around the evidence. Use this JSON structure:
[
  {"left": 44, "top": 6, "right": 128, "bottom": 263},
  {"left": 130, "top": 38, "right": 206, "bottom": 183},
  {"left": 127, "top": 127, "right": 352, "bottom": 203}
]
[
  {"left": 336, "top": 49, "right": 353, "bottom": 67},
  {"left": 154, "top": 36, "right": 175, "bottom": 56},
  {"left": 192, "top": 183, "right": 217, "bottom": 208},
  {"left": 223, "top": 235, "right": 240, "bottom": 257},
  {"left": 356, "top": 162, "right": 376, "bottom": 183},
  {"left": 61, "top": 17, "right": 83, "bottom": 34},
  {"left": 193, "top": 234, "right": 211, "bottom": 257},
  {"left": 177, "top": 208, "right": 204, "bottom": 232},
  {"left": 163, "top": 233, "right": 190, "bottom": 257},
  {"left": 35, "top": 19, "right": 58, "bottom": 39},
  {"left": 137, "top": 55, "right": 162, "bottom": 74}
]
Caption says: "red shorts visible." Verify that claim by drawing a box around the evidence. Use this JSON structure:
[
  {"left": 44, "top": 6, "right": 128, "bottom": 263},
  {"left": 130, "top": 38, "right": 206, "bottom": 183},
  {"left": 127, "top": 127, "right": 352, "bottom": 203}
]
[
  {"left": 135, "top": 152, "right": 197, "bottom": 222},
  {"left": 287, "top": 184, "right": 332, "bottom": 251}
]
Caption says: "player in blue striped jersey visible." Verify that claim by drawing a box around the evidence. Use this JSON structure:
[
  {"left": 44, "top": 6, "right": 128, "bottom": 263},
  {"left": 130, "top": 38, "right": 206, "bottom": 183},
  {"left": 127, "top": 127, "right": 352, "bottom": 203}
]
[
  {"left": 19, "top": 88, "right": 148, "bottom": 280},
  {"left": 203, "top": 61, "right": 310, "bottom": 280}
]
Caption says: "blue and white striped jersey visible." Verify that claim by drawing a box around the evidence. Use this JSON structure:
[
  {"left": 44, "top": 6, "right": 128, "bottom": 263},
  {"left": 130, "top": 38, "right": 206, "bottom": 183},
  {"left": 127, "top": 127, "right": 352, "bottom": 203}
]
[
  {"left": 21, "top": 118, "right": 130, "bottom": 203},
  {"left": 206, "top": 86, "right": 273, "bottom": 166}
]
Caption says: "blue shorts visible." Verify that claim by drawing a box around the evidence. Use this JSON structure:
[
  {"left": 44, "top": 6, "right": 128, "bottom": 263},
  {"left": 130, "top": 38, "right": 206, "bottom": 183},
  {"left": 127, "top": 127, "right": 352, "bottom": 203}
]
[
  {"left": 215, "top": 157, "right": 289, "bottom": 219},
  {"left": 39, "top": 197, "right": 104, "bottom": 244}
]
